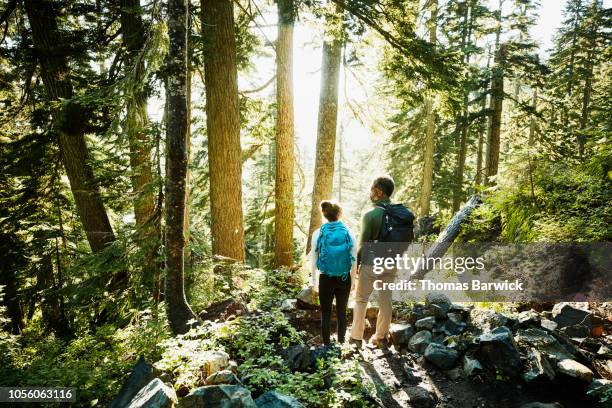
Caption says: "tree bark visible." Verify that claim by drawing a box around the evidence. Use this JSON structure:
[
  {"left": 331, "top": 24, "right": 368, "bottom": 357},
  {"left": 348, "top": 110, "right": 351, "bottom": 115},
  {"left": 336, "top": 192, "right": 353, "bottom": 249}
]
[
  {"left": 419, "top": 0, "right": 438, "bottom": 217},
  {"left": 165, "top": 0, "right": 198, "bottom": 335},
  {"left": 484, "top": 44, "right": 506, "bottom": 185},
  {"left": 120, "top": 0, "right": 158, "bottom": 289},
  {"left": 24, "top": 0, "right": 115, "bottom": 253},
  {"left": 306, "top": 2, "right": 343, "bottom": 253},
  {"left": 202, "top": 0, "right": 245, "bottom": 262},
  {"left": 273, "top": 0, "right": 295, "bottom": 268}
]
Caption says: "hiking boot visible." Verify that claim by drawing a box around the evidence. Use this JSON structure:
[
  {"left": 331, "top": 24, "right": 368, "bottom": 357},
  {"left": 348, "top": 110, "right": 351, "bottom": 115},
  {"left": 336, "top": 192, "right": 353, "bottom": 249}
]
[
  {"left": 348, "top": 337, "right": 363, "bottom": 349},
  {"left": 369, "top": 336, "right": 389, "bottom": 349}
]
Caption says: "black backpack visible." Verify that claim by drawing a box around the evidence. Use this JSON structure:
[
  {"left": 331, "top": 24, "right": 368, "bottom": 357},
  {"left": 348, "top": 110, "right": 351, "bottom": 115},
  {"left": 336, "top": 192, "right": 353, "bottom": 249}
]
[{"left": 377, "top": 203, "right": 415, "bottom": 244}]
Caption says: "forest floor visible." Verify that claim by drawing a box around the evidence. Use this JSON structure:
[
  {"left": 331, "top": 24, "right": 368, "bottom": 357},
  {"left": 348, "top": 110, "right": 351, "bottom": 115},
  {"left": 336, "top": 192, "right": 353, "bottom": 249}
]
[{"left": 293, "top": 310, "right": 595, "bottom": 408}]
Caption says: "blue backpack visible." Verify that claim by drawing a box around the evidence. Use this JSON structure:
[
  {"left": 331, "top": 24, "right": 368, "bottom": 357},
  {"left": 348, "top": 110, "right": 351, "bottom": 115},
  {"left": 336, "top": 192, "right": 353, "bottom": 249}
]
[{"left": 316, "top": 221, "right": 354, "bottom": 280}]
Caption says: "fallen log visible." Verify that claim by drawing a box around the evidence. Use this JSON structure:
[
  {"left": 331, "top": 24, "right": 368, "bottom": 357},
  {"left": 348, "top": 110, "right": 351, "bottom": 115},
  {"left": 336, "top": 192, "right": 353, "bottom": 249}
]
[{"left": 410, "top": 195, "right": 482, "bottom": 281}]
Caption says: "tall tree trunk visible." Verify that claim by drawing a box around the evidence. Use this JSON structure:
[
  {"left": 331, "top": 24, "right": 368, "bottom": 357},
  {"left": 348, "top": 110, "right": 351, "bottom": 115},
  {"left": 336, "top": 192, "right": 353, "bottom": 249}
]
[
  {"left": 528, "top": 90, "right": 538, "bottom": 144},
  {"left": 578, "top": 52, "right": 594, "bottom": 159},
  {"left": 337, "top": 122, "right": 344, "bottom": 202},
  {"left": 165, "top": 0, "right": 197, "bottom": 335},
  {"left": 475, "top": 49, "right": 492, "bottom": 186},
  {"left": 120, "top": 0, "right": 158, "bottom": 290},
  {"left": 485, "top": 44, "right": 506, "bottom": 185},
  {"left": 24, "top": 0, "right": 115, "bottom": 253},
  {"left": 202, "top": 0, "right": 245, "bottom": 262},
  {"left": 419, "top": 0, "right": 438, "bottom": 217},
  {"left": 306, "top": 2, "right": 343, "bottom": 253},
  {"left": 273, "top": 0, "right": 295, "bottom": 268},
  {"left": 39, "top": 255, "right": 71, "bottom": 337}
]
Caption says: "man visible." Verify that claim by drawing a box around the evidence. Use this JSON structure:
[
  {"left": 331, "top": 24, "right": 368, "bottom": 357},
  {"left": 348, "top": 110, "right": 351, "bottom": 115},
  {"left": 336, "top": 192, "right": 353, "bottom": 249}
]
[{"left": 350, "top": 175, "right": 398, "bottom": 348}]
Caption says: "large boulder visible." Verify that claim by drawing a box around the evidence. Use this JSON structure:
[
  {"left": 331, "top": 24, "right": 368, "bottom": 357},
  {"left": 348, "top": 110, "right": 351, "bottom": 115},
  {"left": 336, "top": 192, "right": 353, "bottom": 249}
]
[
  {"left": 111, "top": 356, "right": 158, "bottom": 408},
  {"left": 179, "top": 385, "right": 256, "bottom": 408},
  {"left": 551, "top": 303, "right": 593, "bottom": 329},
  {"left": 389, "top": 323, "right": 414, "bottom": 346},
  {"left": 126, "top": 378, "right": 177, "bottom": 408},
  {"left": 424, "top": 343, "right": 459, "bottom": 370},
  {"left": 255, "top": 390, "right": 304, "bottom": 408},
  {"left": 556, "top": 359, "right": 593, "bottom": 383},
  {"left": 515, "top": 328, "right": 575, "bottom": 362},
  {"left": 408, "top": 330, "right": 433, "bottom": 354},
  {"left": 522, "top": 348, "right": 555, "bottom": 383},
  {"left": 475, "top": 326, "right": 522, "bottom": 377}
]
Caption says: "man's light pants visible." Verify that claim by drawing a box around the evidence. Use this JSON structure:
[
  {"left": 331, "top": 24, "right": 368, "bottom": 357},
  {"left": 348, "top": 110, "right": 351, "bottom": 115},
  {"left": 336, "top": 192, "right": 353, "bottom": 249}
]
[{"left": 350, "top": 265, "right": 396, "bottom": 341}]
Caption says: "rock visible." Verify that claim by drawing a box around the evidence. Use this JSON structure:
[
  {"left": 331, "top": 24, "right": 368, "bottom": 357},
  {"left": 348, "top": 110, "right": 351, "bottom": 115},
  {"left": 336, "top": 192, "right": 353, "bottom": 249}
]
[
  {"left": 126, "top": 378, "right": 177, "bottom": 408},
  {"left": 282, "top": 344, "right": 312, "bottom": 372},
  {"left": 475, "top": 326, "right": 521, "bottom": 377},
  {"left": 551, "top": 303, "right": 592, "bottom": 329},
  {"left": 415, "top": 316, "right": 436, "bottom": 330},
  {"left": 556, "top": 359, "right": 593, "bottom": 382},
  {"left": 199, "top": 298, "right": 248, "bottom": 321},
  {"left": 296, "top": 288, "right": 318, "bottom": 309},
  {"left": 559, "top": 324, "right": 590, "bottom": 338},
  {"left": 463, "top": 355, "right": 483, "bottom": 377},
  {"left": 445, "top": 367, "right": 462, "bottom": 380},
  {"left": 447, "top": 312, "right": 464, "bottom": 324},
  {"left": 425, "top": 293, "right": 452, "bottom": 318},
  {"left": 309, "top": 344, "right": 340, "bottom": 366},
  {"left": 389, "top": 323, "right": 414, "bottom": 346},
  {"left": 405, "top": 385, "right": 437, "bottom": 408},
  {"left": 408, "top": 330, "right": 433, "bottom": 354},
  {"left": 280, "top": 299, "right": 297, "bottom": 312},
  {"left": 111, "top": 356, "right": 158, "bottom": 408},
  {"left": 540, "top": 318, "right": 558, "bottom": 331},
  {"left": 179, "top": 385, "right": 256, "bottom": 408},
  {"left": 255, "top": 390, "right": 304, "bottom": 408},
  {"left": 518, "top": 310, "right": 541, "bottom": 327},
  {"left": 519, "top": 403, "right": 564, "bottom": 408},
  {"left": 441, "top": 318, "right": 466, "bottom": 336},
  {"left": 470, "top": 309, "right": 508, "bottom": 333},
  {"left": 586, "top": 379, "right": 612, "bottom": 400},
  {"left": 522, "top": 348, "right": 555, "bottom": 383},
  {"left": 515, "top": 328, "right": 574, "bottom": 362},
  {"left": 203, "top": 350, "right": 230, "bottom": 377},
  {"left": 424, "top": 343, "right": 459, "bottom": 370},
  {"left": 205, "top": 370, "right": 241, "bottom": 386}
]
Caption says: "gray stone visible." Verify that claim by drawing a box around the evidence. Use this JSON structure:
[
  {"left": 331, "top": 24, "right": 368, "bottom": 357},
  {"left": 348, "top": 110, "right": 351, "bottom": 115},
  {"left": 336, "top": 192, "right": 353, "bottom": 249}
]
[
  {"left": 205, "top": 370, "right": 241, "bottom": 386},
  {"left": 522, "top": 348, "right": 555, "bottom": 383},
  {"left": 415, "top": 316, "right": 436, "bottom": 330},
  {"left": 540, "top": 318, "right": 558, "bottom": 331},
  {"left": 447, "top": 312, "right": 464, "bottom": 324},
  {"left": 126, "top": 378, "right": 177, "bottom": 408},
  {"left": 518, "top": 310, "right": 541, "bottom": 327},
  {"left": 405, "top": 386, "right": 437, "bottom": 408},
  {"left": 470, "top": 309, "right": 509, "bottom": 333},
  {"left": 111, "top": 356, "right": 158, "bottom": 408},
  {"left": 296, "top": 288, "right": 318, "bottom": 309},
  {"left": 551, "top": 303, "right": 592, "bottom": 329},
  {"left": 202, "top": 350, "right": 230, "bottom": 377},
  {"left": 463, "top": 355, "right": 483, "bottom": 377},
  {"left": 475, "top": 326, "right": 521, "bottom": 377},
  {"left": 425, "top": 293, "right": 452, "bottom": 318},
  {"left": 282, "top": 344, "right": 312, "bottom": 372},
  {"left": 556, "top": 359, "right": 593, "bottom": 382},
  {"left": 389, "top": 323, "right": 414, "bottom": 346},
  {"left": 408, "top": 330, "right": 433, "bottom": 354},
  {"left": 515, "top": 328, "right": 574, "bottom": 362},
  {"left": 442, "top": 318, "right": 466, "bottom": 336},
  {"left": 280, "top": 299, "right": 297, "bottom": 312},
  {"left": 179, "top": 385, "right": 256, "bottom": 408},
  {"left": 559, "top": 324, "right": 590, "bottom": 338},
  {"left": 586, "top": 379, "right": 612, "bottom": 400},
  {"left": 255, "top": 390, "right": 304, "bottom": 408},
  {"left": 424, "top": 343, "right": 459, "bottom": 370}
]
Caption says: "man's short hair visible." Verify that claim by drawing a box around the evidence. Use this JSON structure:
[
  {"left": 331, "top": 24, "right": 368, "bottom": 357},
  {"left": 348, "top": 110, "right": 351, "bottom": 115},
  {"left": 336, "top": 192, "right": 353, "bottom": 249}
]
[{"left": 372, "top": 176, "right": 395, "bottom": 197}]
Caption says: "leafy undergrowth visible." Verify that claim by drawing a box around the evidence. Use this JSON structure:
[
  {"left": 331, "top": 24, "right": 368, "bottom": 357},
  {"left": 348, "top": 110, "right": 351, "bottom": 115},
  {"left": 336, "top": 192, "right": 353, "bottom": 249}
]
[{"left": 0, "top": 267, "right": 374, "bottom": 407}]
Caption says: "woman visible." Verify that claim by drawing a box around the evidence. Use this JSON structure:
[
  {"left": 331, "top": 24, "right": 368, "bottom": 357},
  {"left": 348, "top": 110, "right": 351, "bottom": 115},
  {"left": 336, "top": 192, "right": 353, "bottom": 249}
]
[{"left": 310, "top": 200, "right": 357, "bottom": 345}]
